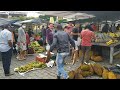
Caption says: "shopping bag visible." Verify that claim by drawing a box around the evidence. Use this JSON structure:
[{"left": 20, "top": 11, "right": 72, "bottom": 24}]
[
  {"left": 46, "top": 43, "right": 50, "bottom": 51},
  {"left": 77, "top": 37, "right": 81, "bottom": 46}
]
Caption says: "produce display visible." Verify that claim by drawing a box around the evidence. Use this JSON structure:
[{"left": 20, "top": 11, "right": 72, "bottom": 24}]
[
  {"left": 28, "top": 41, "right": 45, "bottom": 53},
  {"left": 92, "top": 63, "right": 103, "bottom": 76},
  {"left": 14, "top": 61, "right": 47, "bottom": 73},
  {"left": 93, "top": 32, "right": 120, "bottom": 45},
  {"left": 108, "top": 71, "right": 117, "bottom": 79},
  {"left": 68, "top": 62, "right": 119, "bottom": 79},
  {"left": 102, "top": 67, "right": 109, "bottom": 79}
]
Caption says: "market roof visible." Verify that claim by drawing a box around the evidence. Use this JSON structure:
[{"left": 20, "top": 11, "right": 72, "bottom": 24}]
[{"left": 39, "top": 11, "right": 76, "bottom": 17}]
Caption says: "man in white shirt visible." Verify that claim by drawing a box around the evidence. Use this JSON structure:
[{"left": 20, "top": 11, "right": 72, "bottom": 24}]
[
  {"left": 0, "top": 25, "right": 13, "bottom": 76},
  {"left": 0, "top": 27, "right": 3, "bottom": 61}
]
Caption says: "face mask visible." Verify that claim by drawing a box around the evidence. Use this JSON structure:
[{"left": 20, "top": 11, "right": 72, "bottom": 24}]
[{"left": 22, "top": 25, "right": 26, "bottom": 29}]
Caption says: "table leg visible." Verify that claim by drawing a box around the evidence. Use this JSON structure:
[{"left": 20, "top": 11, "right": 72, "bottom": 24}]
[{"left": 110, "top": 47, "right": 114, "bottom": 64}]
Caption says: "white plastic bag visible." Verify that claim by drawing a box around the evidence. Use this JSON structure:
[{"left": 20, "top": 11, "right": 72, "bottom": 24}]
[
  {"left": 46, "top": 44, "right": 50, "bottom": 51},
  {"left": 46, "top": 60, "right": 54, "bottom": 68}
]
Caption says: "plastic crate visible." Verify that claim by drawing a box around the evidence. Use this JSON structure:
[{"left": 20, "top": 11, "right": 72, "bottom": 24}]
[{"left": 35, "top": 56, "right": 46, "bottom": 63}]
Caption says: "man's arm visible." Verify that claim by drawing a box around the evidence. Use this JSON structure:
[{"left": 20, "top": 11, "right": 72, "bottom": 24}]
[
  {"left": 46, "top": 29, "right": 49, "bottom": 43},
  {"left": 8, "top": 40, "right": 12, "bottom": 47},
  {"left": 47, "top": 34, "right": 57, "bottom": 61},
  {"left": 92, "top": 32, "right": 96, "bottom": 39},
  {"left": 49, "top": 34, "right": 57, "bottom": 52},
  {"left": 8, "top": 32, "right": 13, "bottom": 47},
  {"left": 68, "top": 34, "right": 75, "bottom": 49}
]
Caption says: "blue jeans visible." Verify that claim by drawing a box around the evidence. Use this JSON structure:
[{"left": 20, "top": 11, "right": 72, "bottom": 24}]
[
  {"left": 56, "top": 53, "right": 69, "bottom": 79},
  {"left": 1, "top": 48, "right": 12, "bottom": 74}
]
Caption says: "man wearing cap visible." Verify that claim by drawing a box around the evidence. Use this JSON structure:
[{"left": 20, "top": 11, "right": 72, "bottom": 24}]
[
  {"left": 17, "top": 24, "right": 27, "bottom": 60},
  {"left": 0, "top": 25, "right": 13, "bottom": 76},
  {"left": 47, "top": 24, "right": 75, "bottom": 79}
]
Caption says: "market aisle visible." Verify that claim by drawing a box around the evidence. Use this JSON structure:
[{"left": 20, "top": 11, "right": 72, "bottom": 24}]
[
  {"left": 0, "top": 54, "right": 80, "bottom": 79},
  {"left": 0, "top": 54, "right": 120, "bottom": 79}
]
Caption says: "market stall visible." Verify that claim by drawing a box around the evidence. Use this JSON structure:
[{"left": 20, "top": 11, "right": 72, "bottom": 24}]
[
  {"left": 90, "top": 24, "right": 120, "bottom": 64},
  {"left": 92, "top": 41, "right": 120, "bottom": 64}
]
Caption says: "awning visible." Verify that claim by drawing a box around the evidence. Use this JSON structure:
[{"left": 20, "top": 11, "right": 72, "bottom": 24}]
[{"left": 64, "top": 13, "right": 95, "bottom": 20}]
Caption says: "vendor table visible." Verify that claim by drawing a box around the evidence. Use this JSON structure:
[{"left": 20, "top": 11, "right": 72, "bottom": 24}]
[{"left": 92, "top": 41, "right": 120, "bottom": 64}]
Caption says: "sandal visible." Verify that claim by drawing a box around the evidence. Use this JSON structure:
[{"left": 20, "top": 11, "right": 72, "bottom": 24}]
[
  {"left": 16, "top": 57, "right": 19, "bottom": 59},
  {"left": 23, "top": 58, "right": 26, "bottom": 60},
  {"left": 18, "top": 58, "right": 24, "bottom": 61}
]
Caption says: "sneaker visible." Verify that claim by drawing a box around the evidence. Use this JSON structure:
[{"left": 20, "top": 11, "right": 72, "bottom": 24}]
[
  {"left": 66, "top": 76, "right": 69, "bottom": 79},
  {"left": 84, "top": 62, "right": 88, "bottom": 64},
  {"left": 16, "top": 56, "right": 19, "bottom": 59},
  {"left": 57, "top": 76, "right": 61, "bottom": 79},
  {"left": 5, "top": 73, "right": 14, "bottom": 76}
]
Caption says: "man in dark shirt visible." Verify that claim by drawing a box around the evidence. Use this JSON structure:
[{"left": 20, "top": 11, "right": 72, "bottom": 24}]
[
  {"left": 72, "top": 23, "right": 82, "bottom": 41},
  {"left": 47, "top": 24, "right": 75, "bottom": 79},
  {"left": 71, "top": 22, "right": 82, "bottom": 65},
  {"left": 46, "top": 23, "right": 54, "bottom": 45}
]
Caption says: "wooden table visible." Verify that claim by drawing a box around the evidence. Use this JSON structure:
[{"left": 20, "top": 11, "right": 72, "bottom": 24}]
[{"left": 92, "top": 41, "right": 120, "bottom": 64}]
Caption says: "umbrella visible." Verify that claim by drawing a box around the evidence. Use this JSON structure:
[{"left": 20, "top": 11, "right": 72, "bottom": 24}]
[
  {"left": 0, "top": 18, "right": 11, "bottom": 26},
  {"left": 14, "top": 18, "right": 42, "bottom": 24},
  {"left": 32, "top": 18, "right": 42, "bottom": 24},
  {"left": 12, "top": 21, "right": 22, "bottom": 26},
  {"left": 0, "top": 18, "right": 19, "bottom": 27}
]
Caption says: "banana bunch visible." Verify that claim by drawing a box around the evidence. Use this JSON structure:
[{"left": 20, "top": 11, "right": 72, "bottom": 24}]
[
  {"left": 106, "top": 39, "right": 118, "bottom": 45},
  {"left": 34, "top": 46, "right": 45, "bottom": 53},
  {"left": 106, "top": 40, "right": 114, "bottom": 45},
  {"left": 15, "top": 61, "right": 47, "bottom": 73},
  {"left": 108, "top": 32, "right": 116, "bottom": 38},
  {"left": 115, "top": 32, "right": 120, "bottom": 37},
  {"left": 29, "top": 41, "right": 40, "bottom": 48}
]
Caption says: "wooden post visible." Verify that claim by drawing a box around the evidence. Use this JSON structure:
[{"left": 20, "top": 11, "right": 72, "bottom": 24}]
[{"left": 110, "top": 46, "right": 114, "bottom": 64}]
